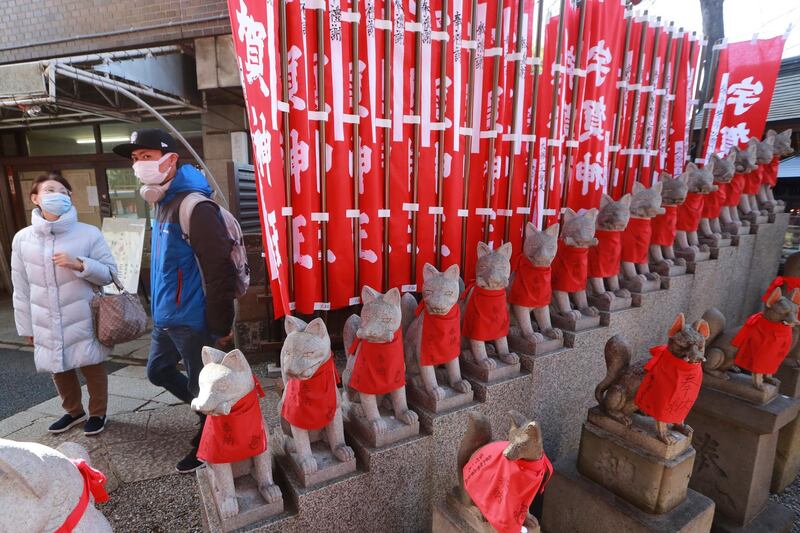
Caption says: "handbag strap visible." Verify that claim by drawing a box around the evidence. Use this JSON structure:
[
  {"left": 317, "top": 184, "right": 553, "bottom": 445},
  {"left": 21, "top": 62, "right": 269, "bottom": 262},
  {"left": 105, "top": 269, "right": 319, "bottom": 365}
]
[{"left": 110, "top": 272, "right": 125, "bottom": 293}]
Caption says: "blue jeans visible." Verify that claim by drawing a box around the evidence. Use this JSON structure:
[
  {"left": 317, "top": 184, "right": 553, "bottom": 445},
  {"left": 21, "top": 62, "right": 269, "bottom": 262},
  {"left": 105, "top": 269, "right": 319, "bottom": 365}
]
[{"left": 146, "top": 326, "right": 213, "bottom": 404}]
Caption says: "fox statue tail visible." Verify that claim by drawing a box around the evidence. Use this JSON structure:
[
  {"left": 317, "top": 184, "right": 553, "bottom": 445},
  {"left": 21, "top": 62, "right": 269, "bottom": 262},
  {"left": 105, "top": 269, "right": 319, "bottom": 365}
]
[
  {"left": 595, "top": 334, "right": 632, "bottom": 405},
  {"left": 456, "top": 412, "right": 492, "bottom": 505}
]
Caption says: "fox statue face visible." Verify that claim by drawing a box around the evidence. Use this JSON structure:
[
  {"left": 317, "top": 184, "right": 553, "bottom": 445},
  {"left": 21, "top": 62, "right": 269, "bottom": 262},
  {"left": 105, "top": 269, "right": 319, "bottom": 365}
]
[
  {"left": 562, "top": 208, "right": 599, "bottom": 247},
  {"left": 684, "top": 162, "right": 718, "bottom": 194},
  {"left": 597, "top": 194, "right": 632, "bottom": 231},
  {"left": 768, "top": 129, "right": 794, "bottom": 158},
  {"left": 503, "top": 411, "right": 544, "bottom": 461},
  {"left": 710, "top": 151, "right": 736, "bottom": 184},
  {"left": 659, "top": 172, "right": 689, "bottom": 206},
  {"left": 734, "top": 142, "right": 758, "bottom": 174},
  {"left": 192, "top": 348, "right": 255, "bottom": 416},
  {"left": 522, "top": 222, "right": 559, "bottom": 266},
  {"left": 282, "top": 316, "right": 332, "bottom": 380},
  {"left": 666, "top": 314, "right": 710, "bottom": 364},
  {"left": 421, "top": 263, "right": 460, "bottom": 315},
  {"left": 763, "top": 288, "right": 800, "bottom": 327},
  {"left": 475, "top": 241, "right": 513, "bottom": 289},
  {"left": 357, "top": 286, "right": 403, "bottom": 342}
]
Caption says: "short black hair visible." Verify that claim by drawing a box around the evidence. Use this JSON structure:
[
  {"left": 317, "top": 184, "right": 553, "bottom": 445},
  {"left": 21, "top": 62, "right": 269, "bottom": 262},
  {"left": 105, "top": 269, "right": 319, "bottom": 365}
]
[{"left": 31, "top": 171, "right": 72, "bottom": 196}]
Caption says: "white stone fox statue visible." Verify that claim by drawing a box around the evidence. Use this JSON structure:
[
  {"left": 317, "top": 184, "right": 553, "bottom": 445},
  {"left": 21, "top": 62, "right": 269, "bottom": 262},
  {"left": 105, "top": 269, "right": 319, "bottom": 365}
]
[
  {"left": 344, "top": 286, "right": 419, "bottom": 435},
  {"left": 192, "top": 347, "right": 281, "bottom": 519},
  {"left": 279, "top": 317, "right": 355, "bottom": 474},
  {"left": 403, "top": 263, "right": 472, "bottom": 400}
]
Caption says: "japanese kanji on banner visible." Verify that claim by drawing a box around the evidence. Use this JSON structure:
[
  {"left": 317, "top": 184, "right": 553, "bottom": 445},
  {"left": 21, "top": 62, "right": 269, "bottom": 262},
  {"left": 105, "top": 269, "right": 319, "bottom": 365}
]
[{"left": 702, "top": 35, "right": 786, "bottom": 161}]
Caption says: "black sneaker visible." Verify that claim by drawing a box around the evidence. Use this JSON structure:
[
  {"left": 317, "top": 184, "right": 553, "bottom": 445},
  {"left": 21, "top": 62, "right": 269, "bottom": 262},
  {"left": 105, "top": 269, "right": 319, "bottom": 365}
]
[
  {"left": 84, "top": 416, "right": 107, "bottom": 436},
  {"left": 176, "top": 448, "right": 205, "bottom": 474},
  {"left": 190, "top": 413, "right": 206, "bottom": 448},
  {"left": 48, "top": 413, "right": 87, "bottom": 433}
]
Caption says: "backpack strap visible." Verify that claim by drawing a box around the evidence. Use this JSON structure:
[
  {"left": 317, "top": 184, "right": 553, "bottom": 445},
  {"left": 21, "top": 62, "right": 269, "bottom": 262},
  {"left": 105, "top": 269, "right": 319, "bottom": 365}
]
[{"left": 178, "top": 192, "right": 216, "bottom": 244}]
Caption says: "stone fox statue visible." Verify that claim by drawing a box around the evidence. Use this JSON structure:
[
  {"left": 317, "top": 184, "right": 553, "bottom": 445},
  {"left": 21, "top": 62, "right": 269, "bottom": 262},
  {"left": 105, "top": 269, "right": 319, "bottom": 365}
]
[
  {"left": 740, "top": 136, "right": 773, "bottom": 222},
  {"left": 344, "top": 286, "right": 418, "bottom": 433},
  {"left": 279, "top": 316, "right": 355, "bottom": 474},
  {"left": 621, "top": 181, "right": 665, "bottom": 286},
  {"left": 403, "top": 263, "right": 472, "bottom": 399},
  {"left": 595, "top": 314, "right": 709, "bottom": 444},
  {"left": 551, "top": 207, "right": 599, "bottom": 320},
  {"left": 588, "top": 194, "right": 632, "bottom": 303},
  {"left": 508, "top": 222, "right": 563, "bottom": 342},
  {"left": 674, "top": 162, "right": 717, "bottom": 259},
  {"left": 761, "top": 129, "right": 793, "bottom": 211},
  {"left": 702, "top": 288, "right": 800, "bottom": 390},
  {"left": 650, "top": 171, "right": 689, "bottom": 270},
  {"left": 721, "top": 141, "right": 757, "bottom": 233},
  {"left": 192, "top": 347, "right": 281, "bottom": 519},
  {"left": 461, "top": 241, "right": 519, "bottom": 369},
  {"left": 456, "top": 411, "right": 551, "bottom": 533},
  {"left": 699, "top": 150, "right": 736, "bottom": 244}
]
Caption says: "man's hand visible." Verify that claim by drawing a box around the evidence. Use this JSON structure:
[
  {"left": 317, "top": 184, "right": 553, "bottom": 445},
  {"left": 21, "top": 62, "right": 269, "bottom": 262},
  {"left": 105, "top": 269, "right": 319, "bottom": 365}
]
[
  {"left": 53, "top": 253, "right": 84, "bottom": 272},
  {"left": 215, "top": 332, "right": 234, "bottom": 349}
]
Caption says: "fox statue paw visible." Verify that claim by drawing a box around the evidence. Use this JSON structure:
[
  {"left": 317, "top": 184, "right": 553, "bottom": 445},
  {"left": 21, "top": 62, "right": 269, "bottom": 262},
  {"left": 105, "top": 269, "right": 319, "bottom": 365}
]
[
  {"left": 332, "top": 444, "right": 355, "bottom": 463},
  {"left": 499, "top": 352, "right": 519, "bottom": 365},
  {"left": 397, "top": 409, "right": 419, "bottom": 426},
  {"left": 259, "top": 483, "right": 282, "bottom": 504},
  {"left": 370, "top": 418, "right": 388, "bottom": 435},
  {"left": 298, "top": 454, "right": 318, "bottom": 475},
  {"left": 452, "top": 380, "right": 472, "bottom": 393},
  {"left": 543, "top": 327, "right": 563, "bottom": 340},
  {"left": 427, "top": 386, "right": 447, "bottom": 401}
]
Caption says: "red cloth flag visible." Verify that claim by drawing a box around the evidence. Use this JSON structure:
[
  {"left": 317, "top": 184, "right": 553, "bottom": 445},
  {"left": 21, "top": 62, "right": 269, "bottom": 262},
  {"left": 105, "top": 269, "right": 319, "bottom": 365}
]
[
  {"left": 227, "top": 0, "right": 291, "bottom": 318},
  {"left": 666, "top": 33, "right": 700, "bottom": 175},
  {"left": 703, "top": 36, "right": 786, "bottom": 161}
]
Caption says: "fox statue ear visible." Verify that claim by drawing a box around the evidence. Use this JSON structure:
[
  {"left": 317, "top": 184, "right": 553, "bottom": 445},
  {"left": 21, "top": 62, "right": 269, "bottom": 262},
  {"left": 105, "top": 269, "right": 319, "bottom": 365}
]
[
  {"left": 384, "top": 287, "right": 402, "bottom": 308},
  {"left": 694, "top": 319, "right": 711, "bottom": 339},
  {"left": 766, "top": 287, "right": 783, "bottom": 308},
  {"left": 618, "top": 193, "right": 632, "bottom": 208},
  {"left": 202, "top": 346, "right": 226, "bottom": 366},
  {"left": 444, "top": 263, "right": 460, "bottom": 280},
  {"left": 477, "top": 241, "right": 492, "bottom": 259},
  {"left": 284, "top": 315, "right": 307, "bottom": 336},
  {"left": 600, "top": 194, "right": 611, "bottom": 209},
  {"left": 423, "top": 263, "right": 439, "bottom": 283},
  {"left": 544, "top": 222, "right": 560, "bottom": 237},
  {"left": 305, "top": 317, "right": 328, "bottom": 339},
  {"left": 361, "top": 285, "right": 380, "bottom": 305},
  {"left": 508, "top": 409, "right": 527, "bottom": 432},
  {"left": 791, "top": 288, "right": 800, "bottom": 306},
  {"left": 497, "top": 241, "right": 513, "bottom": 260},
  {"left": 221, "top": 349, "right": 250, "bottom": 373},
  {"left": 525, "top": 221, "right": 537, "bottom": 241},
  {"left": 669, "top": 313, "right": 686, "bottom": 337}
]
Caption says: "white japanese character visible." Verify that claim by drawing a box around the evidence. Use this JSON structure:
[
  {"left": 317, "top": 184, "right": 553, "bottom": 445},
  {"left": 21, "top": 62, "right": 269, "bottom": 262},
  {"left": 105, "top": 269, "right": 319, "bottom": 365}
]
[
  {"left": 235, "top": 0, "right": 269, "bottom": 97},
  {"left": 586, "top": 40, "right": 612, "bottom": 87},
  {"left": 578, "top": 97, "right": 607, "bottom": 142},
  {"left": 289, "top": 129, "right": 309, "bottom": 194},
  {"left": 265, "top": 210, "right": 282, "bottom": 280},
  {"left": 286, "top": 45, "right": 306, "bottom": 110},
  {"left": 359, "top": 212, "right": 378, "bottom": 263},
  {"left": 251, "top": 107, "right": 272, "bottom": 186},
  {"left": 575, "top": 152, "right": 606, "bottom": 196},
  {"left": 727, "top": 76, "right": 763, "bottom": 116},
  {"left": 719, "top": 122, "right": 751, "bottom": 152},
  {"left": 292, "top": 215, "right": 313, "bottom": 269}
]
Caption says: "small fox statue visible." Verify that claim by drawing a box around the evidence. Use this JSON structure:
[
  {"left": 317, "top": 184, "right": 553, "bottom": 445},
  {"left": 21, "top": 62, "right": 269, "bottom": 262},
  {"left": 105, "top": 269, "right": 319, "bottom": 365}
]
[
  {"left": 760, "top": 129, "right": 793, "bottom": 211},
  {"left": 721, "top": 142, "right": 757, "bottom": 234},
  {"left": 649, "top": 171, "right": 689, "bottom": 272},
  {"left": 739, "top": 136, "right": 773, "bottom": 223},
  {"left": 588, "top": 194, "right": 632, "bottom": 305},
  {"left": 551, "top": 208, "right": 600, "bottom": 321},
  {"left": 621, "top": 181, "right": 665, "bottom": 289},
  {"left": 674, "top": 162, "right": 717, "bottom": 261},
  {"left": 699, "top": 150, "right": 736, "bottom": 245}
]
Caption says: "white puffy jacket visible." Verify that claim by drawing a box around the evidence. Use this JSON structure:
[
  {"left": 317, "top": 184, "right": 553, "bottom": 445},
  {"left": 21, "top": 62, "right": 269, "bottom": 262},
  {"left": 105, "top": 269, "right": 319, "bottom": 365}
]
[{"left": 11, "top": 208, "right": 118, "bottom": 374}]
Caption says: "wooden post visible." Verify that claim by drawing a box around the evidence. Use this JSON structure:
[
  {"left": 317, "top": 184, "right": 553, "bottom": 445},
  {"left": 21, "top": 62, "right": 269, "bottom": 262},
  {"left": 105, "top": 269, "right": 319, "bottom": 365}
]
[
  {"left": 382, "top": 0, "right": 392, "bottom": 291},
  {"left": 317, "top": 8, "right": 329, "bottom": 306},
  {"left": 638, "top": 22, "right": 673, "bottom": 182},
  {"left": 694, "top": 37, "right": 720, "bottom": 162},
  {"left": 352, "top": 0, "right": 362, "bottom": 297},
  {"left": 607, "top": 10, "right": 633, "bottom": 190},
  {"left": 459, "top": 0, "right": 480, "bottom": 270},
  {"left": 410, "top": 0, "right": 425, "bottom": 280},
  {"left": 621, "top": 13, "right": 650, "bottom": 193},
  {"left": 278, "top": 0, "right": 295, "bottom": 301},
  {"left": 481, "top": 0, "right": 505, "bottom": 242},
  {"left": 523, "top": 0, "right": 545, "bottom": 223},
  {"left": 435, "top": 0, "right": 449, "bottom": 268}
]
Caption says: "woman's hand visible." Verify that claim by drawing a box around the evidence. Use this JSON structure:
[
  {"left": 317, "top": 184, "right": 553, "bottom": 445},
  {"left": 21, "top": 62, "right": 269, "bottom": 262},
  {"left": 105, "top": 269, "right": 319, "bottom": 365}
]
[
  {"left": 26, "top": 336, "right": 33, "bottom": 345},
  {"left": 53, "top": 253, "right": 84, "bottom": 272}
]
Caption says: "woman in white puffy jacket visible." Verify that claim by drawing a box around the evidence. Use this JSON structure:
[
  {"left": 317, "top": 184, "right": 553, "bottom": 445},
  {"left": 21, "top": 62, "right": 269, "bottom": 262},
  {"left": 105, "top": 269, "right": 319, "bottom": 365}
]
[{"left": 11, "top": 172, "right": 118, "bottom": 436}]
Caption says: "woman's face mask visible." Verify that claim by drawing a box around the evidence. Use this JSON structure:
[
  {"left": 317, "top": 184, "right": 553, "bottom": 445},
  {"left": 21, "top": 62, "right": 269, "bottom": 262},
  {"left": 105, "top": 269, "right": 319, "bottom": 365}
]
[{"left": 39, "top": 192, "right": 72, "bottom": 217}]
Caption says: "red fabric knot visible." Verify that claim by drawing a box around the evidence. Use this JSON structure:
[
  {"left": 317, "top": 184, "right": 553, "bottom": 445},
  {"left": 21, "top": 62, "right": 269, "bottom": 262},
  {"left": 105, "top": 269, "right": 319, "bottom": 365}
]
[
  {"left": 634, "top": 345, "right": 703, "bottom": 424},
  {"left": 54, "top": 459, "right": 109, "bottom": 533},
  {"left": 462, "top": 285, "right": 510, "bottom": 341},
  {"left": 509, "top": 255, "right": 552, "bottom": 308},
  {"left": 551, "top": 240, "right": 590, "bottom": 292},
  {"left": 621, "top": 217, "right": 652, "bottom": 264},
  {"left": 651, "top": 205, "right": 679, "bottom": 246},
  {"left": 463, "top": 441, "right": 553, "bottom": 533},
  {"left": 282, "top": 355, "right": 339, "bottom": 431},
  {"left": 588, "top": 229, "right": 624, "bottom": 278},
  {"left": 349, "top": 329, "right": 406, "bottom": 394},
  {"left": 733, "top": 312, "right": 793, "bottom": 375},
  {"left": 416, "top": 302, "right": 461, "bottom": 366},
  {"left": 198, "top": 375, "right": 268, "bottom": 463},
  {"left": 676, "top": 193, "right": 705, "bottom": 232}
]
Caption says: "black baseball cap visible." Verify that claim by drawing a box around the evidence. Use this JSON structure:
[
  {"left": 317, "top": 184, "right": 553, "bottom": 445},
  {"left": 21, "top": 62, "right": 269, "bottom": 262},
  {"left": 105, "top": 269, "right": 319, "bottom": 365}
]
[{"left": 112, "top": 128, "right": 180, "bottom": 158}]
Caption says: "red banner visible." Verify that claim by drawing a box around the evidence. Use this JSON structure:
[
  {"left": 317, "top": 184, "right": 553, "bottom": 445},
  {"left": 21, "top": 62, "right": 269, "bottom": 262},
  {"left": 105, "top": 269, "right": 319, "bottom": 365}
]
[
  {"left": 665, "top": 32, "right": 700, "bottom": 175},
  {"left": 703, "top": 35, "right": 786, "bottom": 161}
]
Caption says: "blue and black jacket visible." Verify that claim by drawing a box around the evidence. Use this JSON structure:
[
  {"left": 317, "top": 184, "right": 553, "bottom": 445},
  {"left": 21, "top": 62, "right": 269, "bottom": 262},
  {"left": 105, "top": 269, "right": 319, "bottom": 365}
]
[{"left": 150, "top": 164, "right": 236, "bottom": 336}]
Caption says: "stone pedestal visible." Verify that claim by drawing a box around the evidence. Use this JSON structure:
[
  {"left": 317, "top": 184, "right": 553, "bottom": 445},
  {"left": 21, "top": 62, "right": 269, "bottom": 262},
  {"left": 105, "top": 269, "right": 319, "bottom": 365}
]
[
  {"left": 588, "top": 292, "right": 633, "bottom": 312},
  {"left": 685, "top": 384, "right": 799, "bottom": 529},
  {"left": 508, "top": 332, "right": 564, "bottom": 358},
  {"left": 578, "top": 408, "right": 695, "bottom": 514},
  {"left": 651, "top": 261, "right": 688, "bottom": 279},
  {"left": 432, "top": 492, "right": 541, "bottom": 533},
  {"left": 551, "top": 309, "right": 602, "bottom": 332},
  {"left": 701, "top": 372, "right": 779, "bottom": 405},
  {"left": 281, "top": 440, "right": 358, "bottom": 487},
  {"left": 676, "top": 248, "right": 711, "bottom": 265},
  {"left": 541, "top": 458, "right": 715, "bottom": 533},
  {"left": 724, "top": 223, "right": 751, "bottom": 237},
  {"left": 622, "top": 275, "right": 662, "bottom": 294},
  {"left": 459, "top": 349, "right": 521, "bottom": 383},
  {"left": 197, "top": 465, "right": 285, "bottom": 533},
  {"left": 406, "top": 379, "right": 474, "bottom": 414},
  {"left": 345, "top": 407, "right": 420, "bottom": 448},
  {"left": 772, "top": 361, "right": 800, "bottom": 493}
]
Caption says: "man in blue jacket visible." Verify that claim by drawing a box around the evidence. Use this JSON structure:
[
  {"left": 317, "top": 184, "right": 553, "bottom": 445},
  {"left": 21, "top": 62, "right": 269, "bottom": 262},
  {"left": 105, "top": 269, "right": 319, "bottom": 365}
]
[{"left": 114, "top": 129, "right": 236, "bottom": 473}]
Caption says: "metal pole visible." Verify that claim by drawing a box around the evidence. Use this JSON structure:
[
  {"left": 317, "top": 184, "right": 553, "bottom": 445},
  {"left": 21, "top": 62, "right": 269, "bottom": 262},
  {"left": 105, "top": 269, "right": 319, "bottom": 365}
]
[
  {"left": 352, "top": 2, "right": 362, "bottom": 299},
  {"left": 481, "top": 0, "right": 506, "bottom": 242},
  {"left": 435, "top": 0, "right": 449, "bottom": 268},
  {"left": 523, "top": 0, "right": 545, "bottom": 221},
  {"left": 459, "top": 0, "right": 480, "bottom": 270},
  {"left": 317, "top": 9, "right": 329, "bottom": 306},
  {"left": 278, "top": 0, "right": 295, "bottom": 299},
  {"left": 560, "top": 0, "right": 589, "bottom": 209},
  {"left": 638, "top": 22, "right": 672, "bottom": 182},
  {"left": 607, "top": 11, "right": 633, "bottom": 190},
  {"left": 621, "top": 13, "right": 650, "bottom": 193},
  {"left": 543, "top": 0, "right": 569, "bottom": 219},
  {"left": 694, "top": 38, "right": 719, "bottom": 162},
  {"left": 410, "top": 0, "right": 425, "bottom": 282},
  {"left": 382, "top": 0, "right": 392, "bottom": 291}
]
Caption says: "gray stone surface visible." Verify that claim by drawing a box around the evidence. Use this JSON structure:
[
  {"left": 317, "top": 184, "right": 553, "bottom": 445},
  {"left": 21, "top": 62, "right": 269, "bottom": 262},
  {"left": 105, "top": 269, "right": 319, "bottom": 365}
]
[
  {"left": 345, "top": 408, "right": 420, "bottom": 448},
  {"left": 407, "top": 381, "right": 474, "bottom": 414},
  {"left": 777, "top": 361, "right": 800, "bottom": 399},
  {"left": 702, "top": 372, "right": 779, "bottom": 405},
  {"left": 459, "top": 351, "right": 521, "bottom": 383},
  {"left": 711, "top": 500, "right": 796, "bottom": 533},
  {"left": 551, "top": 310, "right": 603, "bottom": 331},
  {"left": 282, "top": 441, "right": 358, "bottom": 488},
  {"left": 197, "top": 468, "right": 284, "bottom": 532},
  {"left": 508, "top": 332, "right": 564, "bottom": 358},
  {"left": 541, "top": 457, "right": 715, "bottom": 533},
  {"left": 588, "top": 292, "right": 633, "bottom": 312}
]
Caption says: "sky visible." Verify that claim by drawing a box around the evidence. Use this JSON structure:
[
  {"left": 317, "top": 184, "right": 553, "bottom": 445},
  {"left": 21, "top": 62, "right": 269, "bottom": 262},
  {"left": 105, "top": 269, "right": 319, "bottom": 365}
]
[{"left": 543, "top": 0, "right": 800, "bottom": 58}]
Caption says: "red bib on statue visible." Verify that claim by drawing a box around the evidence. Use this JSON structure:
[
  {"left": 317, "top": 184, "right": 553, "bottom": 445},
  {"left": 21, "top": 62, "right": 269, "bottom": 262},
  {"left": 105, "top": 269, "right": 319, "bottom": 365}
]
[
  {"left": 416, "top": 302, "right": 461, "bottom": 366},
  {"left": 762, "top": 277, "right": 800, "bottom": 302},
  {"left": 722, "top": 175, "right": 746, "bottom": 207},
  {"left": 634, "top": 346, "right": 703, "bottom": 424},
  {"left": 702, "top": 189, "right": 725, "bottom": 219},
  {"left": 462, "top": 286, "right": 510, "bottom": 341},
  {"left": 509, "top": 256, "right": 552, "bottom": 308},
  {"left": 552, "top": 241, "right": 590, "bottom": 292},
  {"left": 198, "top": 376, "right": 268, "bottom": 463},
  {"left": 463, "top": 441, "right": 553, "bottom": 533},
  {"left": 281, "top": 355, "right": 339, "bottom": 431},
  {"left": 743, "top": 168, "right": 762, "bottom": 195},
  {"left": 733, "top": 313, "right": 793, "bottom": 375},
  {"left": 621, "top": 217, "right": 652, "bottom": 264},
  {"left": 676, "top": 193, "right": 704, "bottom": 232},
  {"left": 349, "top": 329, "right": 406, "bottom": 395},
  {"left": 763, "top": 158, "right": 780, "bottom": 187},
  {"left": 651, "top": 206, "right": 679, "bottom": 247},
  {"left": 588, "top": 230, "right": 623, "bottom": 278}
]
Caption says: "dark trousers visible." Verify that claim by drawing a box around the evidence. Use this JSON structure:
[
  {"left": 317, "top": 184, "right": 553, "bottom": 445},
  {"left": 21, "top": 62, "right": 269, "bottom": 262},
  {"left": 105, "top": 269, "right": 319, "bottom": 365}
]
[{"left": 146, "top": 326, "right": 212, "bottom": 403}]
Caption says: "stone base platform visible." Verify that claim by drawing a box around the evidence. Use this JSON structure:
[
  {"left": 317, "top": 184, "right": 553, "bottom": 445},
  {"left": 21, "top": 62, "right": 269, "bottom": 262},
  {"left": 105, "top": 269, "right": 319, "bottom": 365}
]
[
  {"left": 508, "top": 332, "right": 564, "bottom": 357},
  {"left": 551, "top": 309, "right": 603, "bottom": 332},
  {"left": 588, "top": 292, "right": 633, "bottom": 312},
  {"left": 773, "top": 361, "right": 800, "bottom": 493},
  {"left": 651, "top": 261, "right": 688, "bottom": 279},
  {"left": 776, "top": 361, "right": 800, "bottom": 398},
  {"left": 460, "top": 349, "right": 521, "bottom": 384},
  {"left": 407, "top": 380, "right": 474, "bottom": 414},
  {"left": 701, "top": 372, "right": 778, "bottom": 405},
  {"left": 541, "top": 458, "right": 715, "bottom": 533},
  {"left": 345, "top": 408, "right": 420, "bottom": 448},
  {"left": 197, "top": 468, "right": 285, "bottom": 533},
  {"left": 431, "top": 491, "right": 541, "bottom": 533},
  {"left": 622, "top": 276, "right": 662, "bottom": 295},
  {"left": 281, "top": 440, "right": 358, "bottom": 488},
  {"left": 711, "top": 500, "right": 796, "bottom": 533}
]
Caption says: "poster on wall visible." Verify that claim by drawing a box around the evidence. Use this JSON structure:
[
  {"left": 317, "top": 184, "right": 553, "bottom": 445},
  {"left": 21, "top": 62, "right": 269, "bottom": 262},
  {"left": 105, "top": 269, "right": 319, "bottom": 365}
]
[{"left": 101, "top": 217, "right": 146, "bottom": 294}]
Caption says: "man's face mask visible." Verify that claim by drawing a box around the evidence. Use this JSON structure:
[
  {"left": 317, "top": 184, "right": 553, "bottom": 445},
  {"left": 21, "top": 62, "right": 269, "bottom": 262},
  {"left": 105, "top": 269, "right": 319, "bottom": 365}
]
[{"left": 134, "top": 153, "right": 175, "bottom": 203}]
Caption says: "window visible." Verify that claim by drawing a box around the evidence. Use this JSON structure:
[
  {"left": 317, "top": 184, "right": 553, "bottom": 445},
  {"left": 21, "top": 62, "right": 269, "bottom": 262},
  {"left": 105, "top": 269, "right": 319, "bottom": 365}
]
[
  {"left": 26, "top": 125, "right": 97, "bottom": 156},
  {"left": 100, "top": 118, "right": 203, "bottom": 154}
]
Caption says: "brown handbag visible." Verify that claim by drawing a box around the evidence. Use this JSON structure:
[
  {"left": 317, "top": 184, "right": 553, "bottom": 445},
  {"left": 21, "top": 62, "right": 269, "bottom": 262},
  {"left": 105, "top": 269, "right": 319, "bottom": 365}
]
[{"left": 91, "top": 273, "right": 148, "bottom": 347}]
